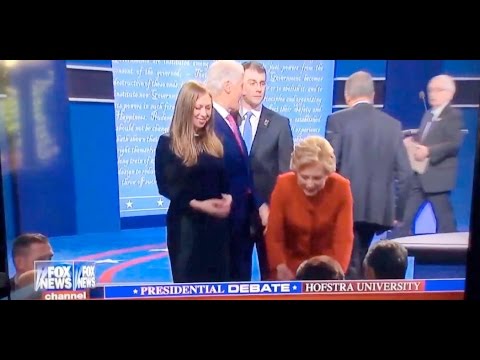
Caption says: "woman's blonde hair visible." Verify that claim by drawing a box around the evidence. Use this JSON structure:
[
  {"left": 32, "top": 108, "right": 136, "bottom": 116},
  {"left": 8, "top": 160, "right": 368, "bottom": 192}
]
[
  {"left": 290, "top": 136, "right": 336, "bottom": 174},
  {"left": 169, "top": 80, "right": 223, "bottom": 166}
]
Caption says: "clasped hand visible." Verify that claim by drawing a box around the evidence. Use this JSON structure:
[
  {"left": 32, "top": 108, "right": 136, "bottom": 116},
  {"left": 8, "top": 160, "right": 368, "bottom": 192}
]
[
  {"left": 404, "top": 137, "right": 429, "bottom": 161},
  {"left": 190, "top": 194, "right": 232, "bottom": 218}
]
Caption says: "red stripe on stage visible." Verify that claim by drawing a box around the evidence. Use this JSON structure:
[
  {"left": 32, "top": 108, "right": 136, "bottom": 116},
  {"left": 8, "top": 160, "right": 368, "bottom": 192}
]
[{"left": 98, "top": 252, "right": 169, "bottom": 283}]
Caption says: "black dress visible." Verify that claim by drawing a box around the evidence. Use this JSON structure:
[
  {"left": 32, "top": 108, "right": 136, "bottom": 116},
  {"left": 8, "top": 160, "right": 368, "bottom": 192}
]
[{"left": 154, "top": 134, "right": 231, "bottom": 283}]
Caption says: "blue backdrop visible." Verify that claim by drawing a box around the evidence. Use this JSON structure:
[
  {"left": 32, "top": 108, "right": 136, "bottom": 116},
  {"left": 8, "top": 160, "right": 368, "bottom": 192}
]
[
  {"left": 0, "top": 60, "right": 478, "bottom": 241},
  {"left": 111, "top": 60, "right": 335, "bottom": 217}
]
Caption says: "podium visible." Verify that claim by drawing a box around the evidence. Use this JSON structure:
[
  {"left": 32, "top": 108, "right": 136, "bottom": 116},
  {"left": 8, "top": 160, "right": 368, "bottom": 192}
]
[{"left": 394, "top": 232, "right": 469, "bottom": 264}]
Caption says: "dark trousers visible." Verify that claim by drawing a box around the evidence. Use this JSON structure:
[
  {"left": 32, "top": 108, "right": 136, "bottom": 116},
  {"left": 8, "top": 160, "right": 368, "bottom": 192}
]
[
  {"left": 229, "top": 194, "right": 254, "bottom": 282},
  {"left": 347, "top": 222, "right": 385, "bottom": 280},
  {"left": 392, "top": 174, "right": 457, "bottom": 237}
]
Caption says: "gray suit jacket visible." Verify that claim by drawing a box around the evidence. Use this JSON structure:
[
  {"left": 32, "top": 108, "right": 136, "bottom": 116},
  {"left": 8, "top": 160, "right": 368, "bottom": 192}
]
[
  {"left": 326, "top": 103, "right": 412, "bottom": 227},
  {"left": 237, "top": 106, "right": 294, "bottom": 204},
  {"left": 414, "top": 104, "right": 465, "bottom": 193}
]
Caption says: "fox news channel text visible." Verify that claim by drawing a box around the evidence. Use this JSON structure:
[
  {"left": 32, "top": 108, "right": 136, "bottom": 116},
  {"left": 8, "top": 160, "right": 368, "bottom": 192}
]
[
  {"left": 34, "top": 260, "right": 96, "bottom": 292},
  {"left": 42, "top": 290, "right": 90, "bottom": 300},
  {"left": 84, "top": 279, "right": 464, "bottom": 300}
]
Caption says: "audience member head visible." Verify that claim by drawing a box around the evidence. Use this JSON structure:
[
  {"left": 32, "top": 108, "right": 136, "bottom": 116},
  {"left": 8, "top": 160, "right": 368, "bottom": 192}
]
[
  {"left": 363, "top": 240, "right": 408, "bottom": 279},
  {"left": 12, "top": 233, "right": 53, "bottom": 283},
  {"left": 290, "top": 136, "right": 336, "bottom": 197},
  {"left": 296, "top": 255, "right": 345, "bottom": 280}
]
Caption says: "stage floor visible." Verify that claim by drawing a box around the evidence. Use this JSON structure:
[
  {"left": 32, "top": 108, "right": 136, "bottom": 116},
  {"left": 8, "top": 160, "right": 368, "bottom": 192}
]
[{"left": 6, "top": 227, "right": 466, "bottom": 283}]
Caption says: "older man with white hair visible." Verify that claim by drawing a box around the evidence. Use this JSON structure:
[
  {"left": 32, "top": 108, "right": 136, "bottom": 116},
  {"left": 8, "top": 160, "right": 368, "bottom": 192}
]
[
  {"left": 206, "top": 60, "right": 268, "bottom": 281},
  {"left": 393, "top": 74, "right": 465, "bottom": 237}
]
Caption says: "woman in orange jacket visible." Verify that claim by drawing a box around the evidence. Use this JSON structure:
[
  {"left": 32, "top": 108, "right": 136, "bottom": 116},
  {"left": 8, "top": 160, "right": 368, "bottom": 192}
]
[{"left": 265, "top": 136, "right": 354, "bottom": 281}]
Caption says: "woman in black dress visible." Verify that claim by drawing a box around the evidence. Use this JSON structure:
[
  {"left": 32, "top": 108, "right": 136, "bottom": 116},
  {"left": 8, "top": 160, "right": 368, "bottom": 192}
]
[{"left": 155, "top": 80, "right": 232, "bottom": 283}]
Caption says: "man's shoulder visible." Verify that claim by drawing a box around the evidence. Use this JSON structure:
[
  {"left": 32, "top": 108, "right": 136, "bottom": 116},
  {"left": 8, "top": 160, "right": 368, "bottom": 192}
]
[
  {"left": 442, "top": 105, "right": 463, "bottom": 120},
  {"left": 262, "top": 106, "right": 290, "bottom": 123},
  {"left": 327, "top": 106, "right": 368, "bottom": 123},
  {"left": 328, "top": 107, "right": 351, "bottom": 120},
  {"left": 374, "top": 108, "right": 402, "bottom": 126}
]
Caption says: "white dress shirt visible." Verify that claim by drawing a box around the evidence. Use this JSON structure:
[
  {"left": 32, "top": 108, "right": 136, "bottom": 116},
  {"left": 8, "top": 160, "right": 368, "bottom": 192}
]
[{"left": 431, "top": 102, "right": 448, "bottom": 120}]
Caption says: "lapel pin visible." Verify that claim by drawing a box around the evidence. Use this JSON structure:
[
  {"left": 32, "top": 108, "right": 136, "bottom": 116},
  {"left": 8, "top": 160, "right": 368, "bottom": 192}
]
[{"left": 264, "top": 119, "right": 270, "bottom": 127}]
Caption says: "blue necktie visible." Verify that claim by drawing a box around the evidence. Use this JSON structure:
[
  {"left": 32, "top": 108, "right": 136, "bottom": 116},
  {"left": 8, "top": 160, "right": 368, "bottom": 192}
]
[{"left": 243, "top": 111, "right": 253, "bottom": 154}]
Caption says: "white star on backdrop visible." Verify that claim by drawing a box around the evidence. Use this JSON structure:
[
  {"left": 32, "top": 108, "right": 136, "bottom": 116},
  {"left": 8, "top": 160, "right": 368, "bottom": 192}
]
[
  {"left": 126, "top": 201, "right": 133, "bottom": 209},
  {"left": 133, "top": 289, "right": 138, "bottom": 294},
  {"left": 157, "top": 198, "right": 164, "bottom": 207}
]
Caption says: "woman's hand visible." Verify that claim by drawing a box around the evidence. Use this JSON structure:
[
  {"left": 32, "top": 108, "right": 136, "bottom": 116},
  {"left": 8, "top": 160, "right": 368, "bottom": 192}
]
[{"left": 190, "top": 195, "right": 232, "bottom": 218}]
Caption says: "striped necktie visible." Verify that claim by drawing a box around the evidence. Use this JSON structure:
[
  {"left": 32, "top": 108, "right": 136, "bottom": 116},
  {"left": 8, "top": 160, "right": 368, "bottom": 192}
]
[{"left": 226, "top": 113, "right": 245, "bottom": 154}]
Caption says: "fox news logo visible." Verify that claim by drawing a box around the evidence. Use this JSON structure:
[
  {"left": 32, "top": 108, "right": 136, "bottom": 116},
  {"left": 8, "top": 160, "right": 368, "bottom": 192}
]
[
  {"left": 34, "top": 261, "right": 96, "bottom": 291},
  {"left": 74, "top": 261, "right": 96, "bottom": 290}
]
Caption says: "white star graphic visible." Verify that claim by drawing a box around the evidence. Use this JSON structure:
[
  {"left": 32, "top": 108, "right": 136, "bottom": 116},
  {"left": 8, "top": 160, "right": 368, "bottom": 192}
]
[
  {"left": 157, "top": 198, "right": 163, "bottom": 207},
  {"left": 133, "top": 289, "right": 138, "bottom": 294},
  {"left": 126, "top": 201, "right": 133, "bottom": 209},
  {"left": 293, "top": 285, "right": 297, "bottom": 290}
]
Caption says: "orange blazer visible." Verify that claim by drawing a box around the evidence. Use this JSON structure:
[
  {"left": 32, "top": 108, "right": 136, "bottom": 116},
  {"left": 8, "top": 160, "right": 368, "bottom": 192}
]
[{"left": 265, "top": 172, "right": 354, "bottom": 278}]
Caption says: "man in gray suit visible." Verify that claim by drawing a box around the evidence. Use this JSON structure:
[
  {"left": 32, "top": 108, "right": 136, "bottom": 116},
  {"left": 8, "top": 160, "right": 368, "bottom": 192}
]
[
  {"left": 392, "top": 75, "right": 465, "bottom": 237},
  {"left": 237, "top": 61, "right": 294, "bottom": 280},
  {"left": 326, "top": 71, "right": 412, "bottom": 279}
]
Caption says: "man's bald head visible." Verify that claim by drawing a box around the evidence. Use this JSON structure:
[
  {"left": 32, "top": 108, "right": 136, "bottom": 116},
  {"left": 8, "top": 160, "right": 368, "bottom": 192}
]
[{"left": 427, "top": 74, "right": 456, "bottom": 108}]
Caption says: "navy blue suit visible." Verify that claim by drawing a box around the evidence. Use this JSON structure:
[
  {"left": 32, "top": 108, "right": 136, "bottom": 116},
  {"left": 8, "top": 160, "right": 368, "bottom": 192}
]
[{"left": 214, "top": 109, "right": 263, "bottom": 281}]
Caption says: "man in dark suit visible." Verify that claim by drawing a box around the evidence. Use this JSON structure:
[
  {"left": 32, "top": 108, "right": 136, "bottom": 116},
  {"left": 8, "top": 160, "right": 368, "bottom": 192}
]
[
  {"left": 237, "top": 61, "right": 294, "bottom": 280},
  {"left": 326, "top": 71, "right": 412, "bottom": 279},
  {"left": 392, "top": 75, "right": 465, "bottom": 237},
  {"left": 206, "top": 60, "right": 268, "bottom": 281}
]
